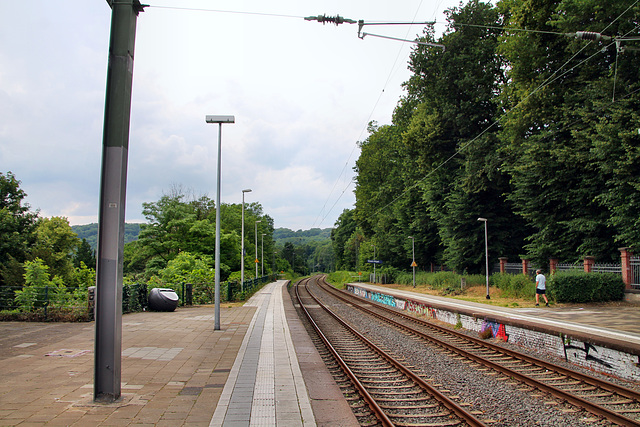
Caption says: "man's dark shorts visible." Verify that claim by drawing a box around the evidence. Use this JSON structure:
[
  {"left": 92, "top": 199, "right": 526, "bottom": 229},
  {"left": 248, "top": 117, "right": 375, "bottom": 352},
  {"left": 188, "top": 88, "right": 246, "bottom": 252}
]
[{"left": 536, "top": 288, "right": 546, "bottom": 295}]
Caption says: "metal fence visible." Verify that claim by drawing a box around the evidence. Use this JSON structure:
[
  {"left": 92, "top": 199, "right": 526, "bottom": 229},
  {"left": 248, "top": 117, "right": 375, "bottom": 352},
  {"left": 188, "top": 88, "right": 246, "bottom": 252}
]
[{"left": 632, "top": 256, "right": 640, "bottom": 290}]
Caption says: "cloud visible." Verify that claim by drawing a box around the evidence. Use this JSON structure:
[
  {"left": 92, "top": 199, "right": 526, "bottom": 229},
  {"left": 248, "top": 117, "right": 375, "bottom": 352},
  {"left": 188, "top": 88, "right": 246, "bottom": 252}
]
[{"left": 1, "top": 0, "right": 462, "bottom": 230}]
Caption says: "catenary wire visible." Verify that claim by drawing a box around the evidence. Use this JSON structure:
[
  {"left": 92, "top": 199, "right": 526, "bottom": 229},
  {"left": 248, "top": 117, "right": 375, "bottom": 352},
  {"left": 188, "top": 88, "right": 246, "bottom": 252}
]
[
  {"left": 370, "top": 12, "right": 639, "bottom": 217},
  {"left": 314, "top": 1, "right": 429, "bottom": 228}
]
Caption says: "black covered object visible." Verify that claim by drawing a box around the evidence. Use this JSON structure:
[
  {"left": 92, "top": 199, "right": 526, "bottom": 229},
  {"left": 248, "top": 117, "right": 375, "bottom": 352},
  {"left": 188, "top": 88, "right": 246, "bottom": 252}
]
[{"left": 148, "top": 288, "right": 179, "bottom": 312}]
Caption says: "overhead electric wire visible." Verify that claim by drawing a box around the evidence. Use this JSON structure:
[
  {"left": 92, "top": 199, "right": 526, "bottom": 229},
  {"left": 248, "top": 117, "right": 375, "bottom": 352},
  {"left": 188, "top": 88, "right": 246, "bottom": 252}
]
[
  {"left": 313, "top": 1, "right": 429, "bottom": 228},
  {"left": 147, "top": 4, "right": 304, "bottom": 20}
]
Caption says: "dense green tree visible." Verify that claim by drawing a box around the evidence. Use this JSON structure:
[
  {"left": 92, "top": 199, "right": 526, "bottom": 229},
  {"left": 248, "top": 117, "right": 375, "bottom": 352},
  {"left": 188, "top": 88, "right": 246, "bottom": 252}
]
[
  {"left": 31, "top": 217, "right": 80, "bottom": 285},
  {"left": 496, "top": 0, "right": 640, "bottom": 264},
  {"left": 331, "top": 209, "right": 357, "bottom": 270},
  {"left": 400, "top": 0, "right": 526, "bottom": 272},
  {"left": 74, "top": 238, "right": 96, "bottom": 269},
  {"left": 0, "top": 172, "right": 38, "bottom": 296}
]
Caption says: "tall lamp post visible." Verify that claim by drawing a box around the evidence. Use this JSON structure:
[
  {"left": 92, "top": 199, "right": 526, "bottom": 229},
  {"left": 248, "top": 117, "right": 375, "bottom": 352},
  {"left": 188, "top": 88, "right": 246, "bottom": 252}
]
[
  {"left": 477, "top": 217, "right": 490, "bottom": 299},
  {"left": 241, "top": 189, "right": 252, "bottom": 292},
  {"left": 261, "top": 233, "right": 266, "bottom": 276},
  {"left": 408, "top": 236, "right": 416, "bottom": 288},
  {"left": 255, "top": 219, "right": 262, "bottom": 278},
  {"left": 206, "top": 114, "right": 235, "bottom": 330}
]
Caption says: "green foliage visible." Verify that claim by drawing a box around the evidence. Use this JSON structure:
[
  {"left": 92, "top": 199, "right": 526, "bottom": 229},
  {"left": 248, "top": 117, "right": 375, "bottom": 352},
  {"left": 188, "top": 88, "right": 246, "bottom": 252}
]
[
  {"left": 122, "top": 282, "right": 147, "bottom": 313},
  {"left": 394, "top": 270, "right": 485, "bottom": 290},
  {"left": 325, "top": 271, "right": 360, "bottom": 288},
  {"left": 156, "top": 252, "right": 216, "bottom": 304},
  {"left": 15, "top": 258, "right": 72, "bottom": 312},
  {"left": 71, "top": 223, "right": 140, "bottom": 252},
  {"left": 31, "top": 217, "right": 80, "bottom": 285},
  {"left": 331, "top": 0, "right": 640, "bottom": 277},
  {"left": 273, "top": 228, "right": 332, "bottom": 245},
  {"left": 548, "top": 271, "right": 625, "bottom": 303},
  {"left": 0, "top": 171, "right": 38, "bottom": 294},
  {"left": 490, "top": 273, "right": 535, "bottom": 299}
]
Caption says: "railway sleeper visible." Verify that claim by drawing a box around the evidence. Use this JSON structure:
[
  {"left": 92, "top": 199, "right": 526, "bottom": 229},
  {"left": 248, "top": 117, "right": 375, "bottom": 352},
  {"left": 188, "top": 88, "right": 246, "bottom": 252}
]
[
  {"left": 379, "top": 403, "right": 441, "bottom": 410},
  {"left": 389, "top": 411, "right": 454, "bottom": 419},
  {"left": 360, "top": 378, "right": 411, "bottom": 385},
  {"left": 372, "top": 389, "right": 427, "bottom": 396},
  {"left": 393, "top": 419, "right": 464, "bottom": 427},
  {"left": 366, "top": 384, "right": 422, "bottom": 392}
]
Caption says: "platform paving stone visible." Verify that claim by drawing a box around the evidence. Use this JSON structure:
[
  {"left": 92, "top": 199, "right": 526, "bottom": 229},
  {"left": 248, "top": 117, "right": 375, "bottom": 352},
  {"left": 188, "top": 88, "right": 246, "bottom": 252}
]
[{"left": 0, "top": 281, "right": 359, "bottom": 426}]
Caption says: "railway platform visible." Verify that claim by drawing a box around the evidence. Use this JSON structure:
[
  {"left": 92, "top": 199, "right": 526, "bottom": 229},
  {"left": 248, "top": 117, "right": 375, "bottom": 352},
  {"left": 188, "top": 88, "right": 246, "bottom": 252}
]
[
  {"left": 0, "top": 280, "right": 356, "bottom": 426},
  {"left": 348, "top": 282, "right": 640, "bottom": 382}
]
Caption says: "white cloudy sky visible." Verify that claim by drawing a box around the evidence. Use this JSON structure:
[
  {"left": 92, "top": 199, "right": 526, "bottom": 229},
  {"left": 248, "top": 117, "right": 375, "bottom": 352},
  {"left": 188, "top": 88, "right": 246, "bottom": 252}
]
[{"left": 1, "top": 0, "right": 462, "bottom": 231}]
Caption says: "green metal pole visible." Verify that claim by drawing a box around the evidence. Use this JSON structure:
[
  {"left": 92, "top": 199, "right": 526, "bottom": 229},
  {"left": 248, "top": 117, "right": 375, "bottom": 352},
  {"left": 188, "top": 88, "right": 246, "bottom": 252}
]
[{"left": 94, "top": 0, "right": 144, "bottom": 403}]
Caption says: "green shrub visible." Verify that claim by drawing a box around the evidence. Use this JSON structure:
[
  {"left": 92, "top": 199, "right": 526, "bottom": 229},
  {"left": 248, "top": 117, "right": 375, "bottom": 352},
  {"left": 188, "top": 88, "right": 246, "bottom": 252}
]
[
  {"left": 490, "top": 273, "right": 535, "bottom": 299},
  {"left": 326, "top": 271, "right": 360, "bottom": 288},
  {"left": 549, "top": 271, "right": 625, "bottom": 303}
]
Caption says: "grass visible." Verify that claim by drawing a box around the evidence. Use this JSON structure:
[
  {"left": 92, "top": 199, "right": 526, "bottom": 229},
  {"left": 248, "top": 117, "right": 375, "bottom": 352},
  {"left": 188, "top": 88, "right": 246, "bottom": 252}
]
[{"left": 369, "top": 282, "right": 540, "bottom": 307}]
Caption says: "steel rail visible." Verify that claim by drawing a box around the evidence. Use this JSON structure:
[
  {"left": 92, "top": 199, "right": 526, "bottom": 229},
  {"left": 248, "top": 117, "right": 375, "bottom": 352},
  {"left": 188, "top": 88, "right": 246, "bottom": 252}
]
[
  {"left": 295, "top": 278, "right": 394, "bottom": 427},
  {"left": 317, "top": 276, "right": 640, "bottom": 427},
  {"left": 303, "top": 277, "right": 487, "bottom": 427}
]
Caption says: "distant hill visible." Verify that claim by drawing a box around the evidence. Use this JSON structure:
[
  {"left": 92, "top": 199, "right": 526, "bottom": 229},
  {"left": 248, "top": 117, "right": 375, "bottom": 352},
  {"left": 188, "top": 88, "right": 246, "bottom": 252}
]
[
  {"left": 273, "top": 227, "right": 332, "bottom": 247},
  {"left": 71, "top": 224, "right": 331, "bottom": 251},
  {"left": 71, "top": 223, "right": 142, "bottom": 251}
]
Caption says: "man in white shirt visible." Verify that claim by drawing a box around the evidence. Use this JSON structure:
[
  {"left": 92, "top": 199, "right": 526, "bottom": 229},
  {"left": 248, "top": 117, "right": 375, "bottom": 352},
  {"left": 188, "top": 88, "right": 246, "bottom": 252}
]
[{"left": 535, "top": 269, "right": 549, "bottom": 307}]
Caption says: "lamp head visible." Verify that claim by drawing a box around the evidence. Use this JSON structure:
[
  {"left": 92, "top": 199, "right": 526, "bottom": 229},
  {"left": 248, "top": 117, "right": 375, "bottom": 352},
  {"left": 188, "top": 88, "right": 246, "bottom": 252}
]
[{"left": 205, "top": 115, "right": 235, "bottom": 124}]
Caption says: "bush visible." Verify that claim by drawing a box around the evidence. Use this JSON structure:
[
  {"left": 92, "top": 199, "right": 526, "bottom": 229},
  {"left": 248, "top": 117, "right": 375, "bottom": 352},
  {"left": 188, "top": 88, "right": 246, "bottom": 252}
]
[
  {"left": 549, "top": 271, "right": 625, "bottom": 303},
  {"left": 326, "top": 271, "right": 360, "bottom": 288},
  {"left": 490, "top": 273, "right": 535, "bottom": 299}
]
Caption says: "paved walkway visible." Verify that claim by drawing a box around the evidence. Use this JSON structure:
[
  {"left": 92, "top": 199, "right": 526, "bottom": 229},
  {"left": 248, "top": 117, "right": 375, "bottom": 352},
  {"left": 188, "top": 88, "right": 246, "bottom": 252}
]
[
  {"left": 210, "top": 281, "right": 314, "bottom": 426},
  {"left": 0, "top": 280, "right": 356, "bottom": 426}
]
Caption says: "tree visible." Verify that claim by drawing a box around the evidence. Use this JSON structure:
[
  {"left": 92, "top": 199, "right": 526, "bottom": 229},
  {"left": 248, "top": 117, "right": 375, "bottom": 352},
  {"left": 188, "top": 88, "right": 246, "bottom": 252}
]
[
  {"left": 74, "top": 238, "right": 96, "bottom": 269},
  {"left": 31, "top": 217, "right": 79, "bottom": 286},
  {"left": 0, "top": 172, "right": 38, "bottom": 296},
  {"left": 400, "top": 0, "right": 523, "bottom": 272},
  {"left": 331, "top": 209, "right": 357, "bottom": 270},
  {"left": 496, "top": 0, "right": 639, "bottom": 263}
]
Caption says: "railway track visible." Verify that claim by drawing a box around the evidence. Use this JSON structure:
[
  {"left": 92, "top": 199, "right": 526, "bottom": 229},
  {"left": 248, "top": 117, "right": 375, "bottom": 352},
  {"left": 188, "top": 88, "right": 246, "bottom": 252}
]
[
  {"left": 295, "top": 276, "right": 487, "bottom": 426},
  {"left": 309, "top": 275, "right": 640, "bottom": 426}
]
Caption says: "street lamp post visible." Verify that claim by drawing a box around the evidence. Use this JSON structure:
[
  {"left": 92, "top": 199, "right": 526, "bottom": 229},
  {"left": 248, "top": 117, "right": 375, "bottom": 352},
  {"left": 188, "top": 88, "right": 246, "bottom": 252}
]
[
  {"left": 255, "top": 220, "right": 262, "bottom": 279},
  {"left": 241, "top": 189, "right": 252, "bottom": 292},
  {"left": 477, "top": 217, "right": 490, "bottom": 299},
  {"left": 206, "top": 114, "right": 235, "bottom": 330},
  {"left": 408, "top": 236, "right": 416, "bottom": 288},
  {"left": 261, "top": 233, "right": 266, "bottom": 276}
]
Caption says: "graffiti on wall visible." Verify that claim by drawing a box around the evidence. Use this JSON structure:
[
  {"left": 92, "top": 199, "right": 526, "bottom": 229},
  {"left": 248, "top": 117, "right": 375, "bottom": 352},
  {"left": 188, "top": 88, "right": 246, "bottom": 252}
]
[
  {"left": 371, "top": 292, "right": 396, "bottom": 308},
  {"left": 481, "top": 320, "right": 509, "bottom": 342},
  {"left": 563, "top": 339, "right": 613, "bottom": 369}
]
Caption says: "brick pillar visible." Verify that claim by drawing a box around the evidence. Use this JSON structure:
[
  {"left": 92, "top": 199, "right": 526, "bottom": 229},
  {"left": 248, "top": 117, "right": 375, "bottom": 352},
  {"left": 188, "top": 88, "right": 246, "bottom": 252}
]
[
  {"left": 499, "top": 257, "right": 508, "bottom": 274},
  {"left": 620, "top": 247, "right": 633, "bottom": 289},
  {"left": 549, "top": 258, "right": 558, "bottom": 275},
  {"left": 521, "top": 258, "right": 529, "bottom": 276},
  {"left": 583, "top": 256, "right": 595, "bottom": 273}
]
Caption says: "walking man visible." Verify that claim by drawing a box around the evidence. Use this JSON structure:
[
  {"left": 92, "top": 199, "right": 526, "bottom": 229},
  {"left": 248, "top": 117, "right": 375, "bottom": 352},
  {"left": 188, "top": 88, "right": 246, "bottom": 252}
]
[{"left": 535, "top": 269, "right": 549, "bottom": 307}]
